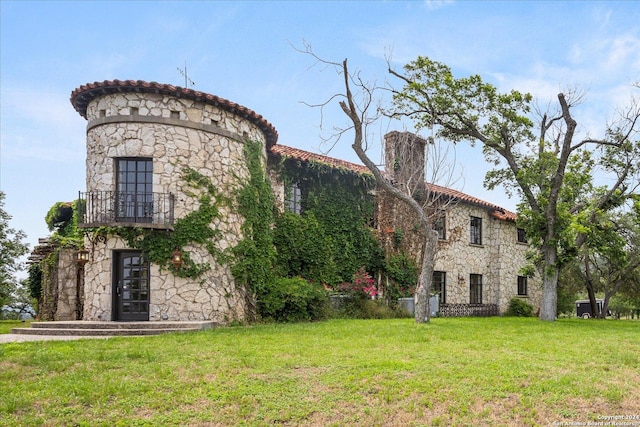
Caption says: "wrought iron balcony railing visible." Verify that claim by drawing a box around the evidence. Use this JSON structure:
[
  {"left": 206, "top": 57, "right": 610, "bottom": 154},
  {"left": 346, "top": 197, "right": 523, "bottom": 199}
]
[{"left": 78, "top": 191, "right": 174, "bottom": 229}]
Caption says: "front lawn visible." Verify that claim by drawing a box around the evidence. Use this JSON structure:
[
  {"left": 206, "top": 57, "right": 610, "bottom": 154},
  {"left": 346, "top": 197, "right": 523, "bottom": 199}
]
[
  {"left": 0, "top": 320, "right": 31, "bottom": 335},
  {"left": 1, "top": 317, "right": 638, "bottom": 426}
]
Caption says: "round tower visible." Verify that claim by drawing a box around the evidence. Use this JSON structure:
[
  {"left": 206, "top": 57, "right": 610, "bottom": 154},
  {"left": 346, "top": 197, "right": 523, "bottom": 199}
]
[{"left": 70, "top": 80, "right": 277, "bottom": 323}]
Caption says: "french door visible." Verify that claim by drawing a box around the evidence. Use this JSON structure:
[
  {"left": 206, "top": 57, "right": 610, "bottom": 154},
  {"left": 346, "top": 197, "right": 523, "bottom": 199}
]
[
  {"left": 113, "top": 251, "right": 150, "bottom": 321},
  {"left": 116, "top": 158, "right": 153, "bottom": 223}
]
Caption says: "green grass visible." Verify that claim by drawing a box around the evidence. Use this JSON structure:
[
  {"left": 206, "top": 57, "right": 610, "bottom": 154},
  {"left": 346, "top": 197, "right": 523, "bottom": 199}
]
[
  {"left": 0, "top": 320, "right": 31, "bottom": 334},
  {"left": 1, "top": 318, "right": 639, "bottom": 426}
]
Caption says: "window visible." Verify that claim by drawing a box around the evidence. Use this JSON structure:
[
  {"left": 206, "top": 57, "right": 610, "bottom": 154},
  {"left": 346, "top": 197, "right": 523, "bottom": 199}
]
[
  {"left": 517, "top": 228, "right": 528, "bottom": 243},
  {"left": 433, "top": 271, "right": 446, "bottom": 304},
  {"left": 470, "top": 274, "right": 482, "bottom": 304},
  {"left": 517, "top": 276, "right": 528, "bottom": 296},
  {"left": 116, "top": 158, "right": 153, "bottom": 222},
  {"left": 470, "top": 216, "right": 482, "bottom": 245},
  {"left": 434, "top": 211, "right": 446, "bottom": 240},
  {"left": 285, "top": 182, "right": 302, "bottom": 214}
]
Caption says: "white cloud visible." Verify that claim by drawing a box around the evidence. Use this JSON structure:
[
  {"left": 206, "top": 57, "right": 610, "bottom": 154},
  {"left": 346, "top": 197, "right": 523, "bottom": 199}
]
[{"left": 423, "top": 0, "right": 454, "bottom": 11}]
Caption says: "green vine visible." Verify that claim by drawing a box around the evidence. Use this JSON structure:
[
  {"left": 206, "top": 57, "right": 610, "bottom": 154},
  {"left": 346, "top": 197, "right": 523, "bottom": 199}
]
[
  {"left": 261, "top": 153, "right": 383, "bottom": 287},
  {"left": 89, "top": 167, "right": 228, "bottom": 279},
  {"left": 45, "top": 200, "right": 84, "bottom": 248},
  {"left": 231, "top": 140, "right": 277, "bottom": 296}
]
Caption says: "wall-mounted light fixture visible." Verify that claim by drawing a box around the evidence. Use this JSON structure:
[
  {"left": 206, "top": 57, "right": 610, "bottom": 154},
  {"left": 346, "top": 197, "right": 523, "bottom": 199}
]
[
  {"left": 171, "top": 249, "right": 184, "bottom": 269},
  {"left": 77, "top": 249, "right": 89, "bottom": 267}
]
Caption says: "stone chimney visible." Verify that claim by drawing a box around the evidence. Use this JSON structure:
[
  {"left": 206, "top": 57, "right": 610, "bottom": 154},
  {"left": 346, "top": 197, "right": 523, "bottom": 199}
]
[{"left": 384, "top": 131, "right": 428, "bottom": 196}]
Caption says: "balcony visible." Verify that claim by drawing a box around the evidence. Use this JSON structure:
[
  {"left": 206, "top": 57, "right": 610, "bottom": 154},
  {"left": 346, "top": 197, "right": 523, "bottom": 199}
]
[{"left": 78, "top": 191, "right": 174, "bottom": 229}]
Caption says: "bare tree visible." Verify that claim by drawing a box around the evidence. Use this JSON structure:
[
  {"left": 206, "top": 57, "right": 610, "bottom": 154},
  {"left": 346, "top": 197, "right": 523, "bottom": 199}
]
[{"left": 300, "top": 45, "right": 458, "bottom": 323}]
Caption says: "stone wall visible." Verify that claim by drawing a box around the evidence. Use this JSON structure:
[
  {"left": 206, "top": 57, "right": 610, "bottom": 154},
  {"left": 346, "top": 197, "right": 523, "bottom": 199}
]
[
  {"left": 377, "top": 194, "right": 541, "bottom": 314},
  {"left": 38, "top": 248, "right": 82, "bottom": 321},
  {"left": 55, "top": 249, "right": 82, "bottom": 320},
  {"left": 82, "top": 92, "right": 268, "bottom": 322},
  {"left": 434, "top": 202, "right": 541, "bottom": 312}
]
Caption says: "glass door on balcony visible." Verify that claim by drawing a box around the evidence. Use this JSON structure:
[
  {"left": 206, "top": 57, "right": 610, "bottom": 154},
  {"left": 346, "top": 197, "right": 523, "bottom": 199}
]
[
  {"left": 114, "top": 251, "right": 150, "bottom": 321},
  {"left": 116, "top": 158, "right": 153, "bottom": 223}
]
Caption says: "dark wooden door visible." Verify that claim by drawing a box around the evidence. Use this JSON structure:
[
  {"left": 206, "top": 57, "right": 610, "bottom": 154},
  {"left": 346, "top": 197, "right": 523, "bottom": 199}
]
[{"left": 114, "top": 251, "right": 150, "bottom": 321}]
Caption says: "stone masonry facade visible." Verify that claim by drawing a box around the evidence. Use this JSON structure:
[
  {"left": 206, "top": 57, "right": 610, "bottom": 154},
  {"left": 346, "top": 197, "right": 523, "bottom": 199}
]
[
  {"left": 65, "top": 80, "right": 539, "bottom": 323},
  {"left": 72, "top": 81, "right": 277, "bottom": 323}
]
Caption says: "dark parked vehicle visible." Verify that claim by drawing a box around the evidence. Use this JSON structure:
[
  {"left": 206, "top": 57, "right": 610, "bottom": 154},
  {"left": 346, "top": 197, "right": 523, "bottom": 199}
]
[{"left": 575, "top": 299, "right": 611, "bottom": 319}]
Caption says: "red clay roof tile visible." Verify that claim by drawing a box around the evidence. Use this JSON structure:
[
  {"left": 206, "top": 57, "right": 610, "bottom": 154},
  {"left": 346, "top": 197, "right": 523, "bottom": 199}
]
[
  {"left": 269, "top": 144, "right": 517, "bottom": 222},
  {"left": 70, "top": 80, "right": 278, "bottom": 147}
]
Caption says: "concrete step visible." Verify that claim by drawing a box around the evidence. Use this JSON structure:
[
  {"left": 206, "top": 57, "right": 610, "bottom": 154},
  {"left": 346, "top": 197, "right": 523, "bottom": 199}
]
[{"left": 10, "top": 321, "right": 216, "bottom": 337}]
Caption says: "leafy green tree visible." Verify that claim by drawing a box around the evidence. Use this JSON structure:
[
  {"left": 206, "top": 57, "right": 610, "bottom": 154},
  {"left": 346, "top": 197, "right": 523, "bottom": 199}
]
[
  {"left": 572, "top": 210, "right": 640, "bottom": 318},
  {"left": 389, "top": 57, "right": 640, "bottom": 321},
  {"left": 0, "top": 191, "right": 30, "bottom": 309}
]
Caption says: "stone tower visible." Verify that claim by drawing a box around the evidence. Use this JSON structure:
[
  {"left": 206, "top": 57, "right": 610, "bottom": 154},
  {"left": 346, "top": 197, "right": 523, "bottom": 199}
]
[{"left": 70, "top": 80, "right": 277, "bottom": 323}]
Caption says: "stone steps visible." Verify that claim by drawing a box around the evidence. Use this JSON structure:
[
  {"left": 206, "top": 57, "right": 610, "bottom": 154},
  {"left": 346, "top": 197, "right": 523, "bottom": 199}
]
[{"left": 11, "top": 321, "right": 216, "bottom": 337}]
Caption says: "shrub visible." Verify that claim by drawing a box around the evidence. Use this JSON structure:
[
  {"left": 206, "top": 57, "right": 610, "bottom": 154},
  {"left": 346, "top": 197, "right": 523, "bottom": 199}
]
[
  {"left": 384, "top": 254, "right": 418, "bottom": 302},
  {"left": 330, "top": 267, "right": 410, "bottom": 319},
  {"left": 505, "top": 297, "right": 534, "bottom": 317},
  {"left": 258, "top": 277, "right": 329, "bottom": 323}
]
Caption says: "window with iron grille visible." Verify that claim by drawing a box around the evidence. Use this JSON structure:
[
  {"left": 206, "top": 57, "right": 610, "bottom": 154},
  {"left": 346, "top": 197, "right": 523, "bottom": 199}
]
[
  {"left": 470, "top": 216, "right": 482, "bottom": 245},
  {"left": 517, "top": 276, "right": 528, "bottom": 296},
  {"left": 470, "top": 274, "right": 482, "bottom": 304},
  {"left": 433, "top": 271, "right": 446, "bottom": 304}
]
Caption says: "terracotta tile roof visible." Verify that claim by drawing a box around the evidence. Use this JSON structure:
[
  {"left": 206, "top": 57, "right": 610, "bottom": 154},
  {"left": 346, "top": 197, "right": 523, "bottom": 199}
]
[
  {"left": 269, "top": 144, "right": 517, "bottom": 222},
  {"left": 70, "top": 80, "right": 278, "bottom": 147},
  {"left": 425, "top": 183, "right": 517, "bottom": 222},
  {"left": 270, "top": 144, "right": 371, "bottom": 175}
]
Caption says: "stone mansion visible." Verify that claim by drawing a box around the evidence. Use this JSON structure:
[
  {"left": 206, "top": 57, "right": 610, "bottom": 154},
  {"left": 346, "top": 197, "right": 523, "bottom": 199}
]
[{"left": 38, "top": 79, "right": 540, "bottom": 323}]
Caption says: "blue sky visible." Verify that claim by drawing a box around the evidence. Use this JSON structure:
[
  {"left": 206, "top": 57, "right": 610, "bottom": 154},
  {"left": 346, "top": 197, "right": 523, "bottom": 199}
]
[{"left": 1, "top": 0, "right": 639, "bottom": 258}]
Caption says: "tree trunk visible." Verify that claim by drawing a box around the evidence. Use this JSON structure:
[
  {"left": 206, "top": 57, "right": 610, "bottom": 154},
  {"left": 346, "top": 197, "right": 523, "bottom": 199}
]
[
  {"left": 539, "top": 245, "right": 559, "bottom": 321},
  {"left": 415, "top": 230, "right": 438, "bottom": 323},
  {"left": 584, "top": 257, "right": 598, "bottom": 319},
  {"left": 586, "top": 281, "right": 598, "bottom": 319}
]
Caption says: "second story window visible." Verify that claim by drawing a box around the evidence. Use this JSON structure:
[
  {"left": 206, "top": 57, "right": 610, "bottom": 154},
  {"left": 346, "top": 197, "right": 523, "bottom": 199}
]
[
  {"left": 434, "top": 211, "right": 446, "bottom": 240},
  {"left": 285, "top": 182, "right": 302, "bottom": 214},
  {"left": 116, "top": 158, "right": 153, "bottom": 223},
  {"left": 470, "top": 216, "right": 482, "bottom": 245},
  {"left": 517, "top": 228, "right": 528, "bottom": 244}
]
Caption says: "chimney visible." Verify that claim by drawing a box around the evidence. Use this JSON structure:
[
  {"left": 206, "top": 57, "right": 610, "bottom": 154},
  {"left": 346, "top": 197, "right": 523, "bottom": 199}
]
[{"left": 384, "top": 131, "right": 428, "bottom": 197}]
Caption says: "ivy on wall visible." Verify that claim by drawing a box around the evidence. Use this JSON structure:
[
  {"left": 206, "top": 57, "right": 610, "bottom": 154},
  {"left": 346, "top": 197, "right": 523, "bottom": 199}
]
[
  {"left": 230, "top": 140, "right": 279, "bottom": 320},
  {"left": 90, "top": 167, "right": 228, "bottom": 279},
  {"left": 231, "top": 141, "right": 277, "bottom": 290},
  {"left": 274, "top": 157, "right": 384, "bottom": 285},
  {"left": 273, "top": 211, "right": 337, "bottom": 285}
]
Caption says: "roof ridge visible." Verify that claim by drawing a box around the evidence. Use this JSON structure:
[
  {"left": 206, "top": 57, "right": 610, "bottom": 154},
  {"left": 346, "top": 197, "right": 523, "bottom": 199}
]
[{"left": 270, "top": 143, "right": 517, "bottom": 222}]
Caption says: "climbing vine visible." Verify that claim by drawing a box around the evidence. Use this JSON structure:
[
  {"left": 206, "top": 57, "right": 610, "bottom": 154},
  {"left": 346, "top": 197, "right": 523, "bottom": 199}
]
[
  {"left": 45, "top": 200, "right": 84, "bottom": 248},
  {"left": 274, "top": 156, "right": 384, "bottom": 285},
  {"left": 231, "top": 140, "right": 277, "bottom": 296},
  {"left": 89, "top": 167, "right": 228, "bottom": 279}
]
